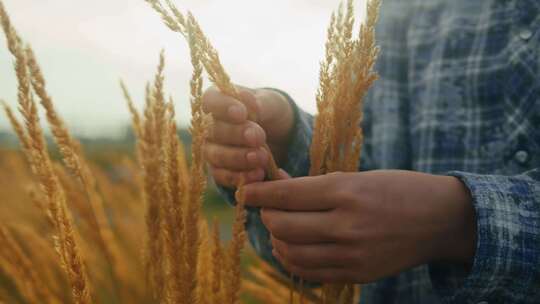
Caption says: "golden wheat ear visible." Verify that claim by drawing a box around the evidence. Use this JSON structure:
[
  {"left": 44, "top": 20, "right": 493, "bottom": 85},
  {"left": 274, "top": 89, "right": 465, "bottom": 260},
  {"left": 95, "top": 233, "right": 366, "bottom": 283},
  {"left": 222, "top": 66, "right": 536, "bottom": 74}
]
[
  {"left": 0, "top": 224, "right": 59, "bottom": 304},
  {"left": 210, "top": 218, "right": 225, "bottom": 303},
  {"left": 222, "top": 176, "right": 247, "bottom": 304},
  {"left": 164, "top": 91, "right": 190, "bottom": 303},
  {"left": 0, "top": 2, "right": 93, "bottom": 303},
  {"left": 138, "top": 52, "right": 168, "bottom": 301},
  {"left": 312, "top": 0, "right": 381, "bottom": 302},
  {"left": 1, "top": 101, "right": 32, "bottom": 156},
  {"left": 181, "top": 21, "right": 209, "bottom": 303},
  {"left": 120, "top": 80, "right": 143, "bottom": 139},
  {"left": 147, "top": 0, "right": 281, "bottom": 180},
  {"left": 27, "top": 41, "right": 127, "bottom": 302}
]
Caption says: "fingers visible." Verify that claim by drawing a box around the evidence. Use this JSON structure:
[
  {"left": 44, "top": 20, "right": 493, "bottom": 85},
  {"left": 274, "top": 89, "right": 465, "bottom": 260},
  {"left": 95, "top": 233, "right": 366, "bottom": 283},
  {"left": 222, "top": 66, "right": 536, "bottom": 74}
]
[
  {"left": 202, "top": 86, "right": 260, "bottom": 124},
  {"left": 205, "top": 143, "right": 269, "bottom": 171},
  {"left": 241, "top": 175, "right": 340, "bottom": 211},
  {"left": 210, "top": 167, "right": 265, "bottom": 188},
  {"left": 283, "top": 263, "right": 354, "bottom": 284},
  {"left": 261, "top": 208, "right": 336, "bottom": 243},
  {"left": 202, "top": 86, "right": 246, "bottom": 123},
  {"left": 271, "top": 245, "right": 355, "bottom": 283},
  {"left": 276, "top": 169, "right": 291, "bottom": 180},
  {"left": 208, "top": 120, "right": 266, "bottom": 148},
  {"left": 271, "top": 237, "right": 357, "bottom": 269},
  {"left": 237, "top": 88, "right": 262, "bottom": 122}
]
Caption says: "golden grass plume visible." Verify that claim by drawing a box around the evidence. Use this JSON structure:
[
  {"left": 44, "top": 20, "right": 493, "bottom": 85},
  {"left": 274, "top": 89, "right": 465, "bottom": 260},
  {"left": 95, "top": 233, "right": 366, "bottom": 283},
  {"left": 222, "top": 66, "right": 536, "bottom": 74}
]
[
  {"left": 146, "top": 0, "right": 280, "bottom": 181},
  {"left": 0, "top": 1, "right": 92, "bottom": 303},
  {"left": 309, "top": 0, "right": 381, "bottom": 302}
]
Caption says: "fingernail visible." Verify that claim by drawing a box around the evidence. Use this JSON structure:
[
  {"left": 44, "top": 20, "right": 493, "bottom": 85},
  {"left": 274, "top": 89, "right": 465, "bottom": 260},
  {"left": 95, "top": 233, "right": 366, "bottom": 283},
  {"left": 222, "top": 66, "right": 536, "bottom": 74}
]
[
  {"left": 246, "top": 151, "right": 259, "bottom": 166},
  {"left": 228, "top": 105, "right": 245, "bottom": 121},
  {"left": 244, "top": 128, "right": 257, "bottom": 146}
]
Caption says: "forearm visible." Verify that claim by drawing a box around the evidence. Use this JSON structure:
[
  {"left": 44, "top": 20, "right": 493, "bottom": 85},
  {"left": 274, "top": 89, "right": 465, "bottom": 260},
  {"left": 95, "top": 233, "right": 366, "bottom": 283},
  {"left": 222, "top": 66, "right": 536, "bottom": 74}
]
[{"left": 426, "top": 176, "right": 477, "bottom": 264}]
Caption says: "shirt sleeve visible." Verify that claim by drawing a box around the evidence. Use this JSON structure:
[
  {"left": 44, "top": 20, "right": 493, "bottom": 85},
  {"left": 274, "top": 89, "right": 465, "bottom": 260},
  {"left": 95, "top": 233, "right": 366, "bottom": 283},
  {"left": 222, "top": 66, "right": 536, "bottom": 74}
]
[
  {"left": 214, "top": 89, "right": 314, "bottom": 275},
  {"left": 429, "top": 169, "right": 540, "bottom": 303}
]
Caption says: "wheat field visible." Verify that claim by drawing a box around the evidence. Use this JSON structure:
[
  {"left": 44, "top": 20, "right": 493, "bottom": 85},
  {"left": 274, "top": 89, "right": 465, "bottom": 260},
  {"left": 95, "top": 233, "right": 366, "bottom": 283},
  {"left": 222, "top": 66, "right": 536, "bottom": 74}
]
[{"left": 0, "top": 0, "right": 380, "bottom": 303}]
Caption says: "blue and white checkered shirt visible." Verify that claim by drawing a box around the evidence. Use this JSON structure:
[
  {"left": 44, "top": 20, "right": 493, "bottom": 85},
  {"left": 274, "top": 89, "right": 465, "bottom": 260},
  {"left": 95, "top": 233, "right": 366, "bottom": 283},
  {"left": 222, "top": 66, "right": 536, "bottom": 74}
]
[{"left": 218, "top": 0, "right": 540, "bottom": 303}]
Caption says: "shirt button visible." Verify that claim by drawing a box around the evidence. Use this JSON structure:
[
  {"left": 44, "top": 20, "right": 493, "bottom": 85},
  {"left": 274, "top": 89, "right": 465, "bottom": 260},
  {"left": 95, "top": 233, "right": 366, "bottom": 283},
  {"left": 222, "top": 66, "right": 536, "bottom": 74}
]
[
  {"left": 519, "top": 27, "right": 533, "bottom": 41},
  {"left": 514, "top": 150, "right": 529, "bottom": 164}
]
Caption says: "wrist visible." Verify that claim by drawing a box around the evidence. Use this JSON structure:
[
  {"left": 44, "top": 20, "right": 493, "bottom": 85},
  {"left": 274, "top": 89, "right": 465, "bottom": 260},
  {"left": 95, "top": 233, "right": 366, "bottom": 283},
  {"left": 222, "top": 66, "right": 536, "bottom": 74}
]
[
  {"left": 431, "top": 176, "right": 477, "bottom": 264},
  {"left": 255, "top": 88, "right": 295, "bottom": 164}
]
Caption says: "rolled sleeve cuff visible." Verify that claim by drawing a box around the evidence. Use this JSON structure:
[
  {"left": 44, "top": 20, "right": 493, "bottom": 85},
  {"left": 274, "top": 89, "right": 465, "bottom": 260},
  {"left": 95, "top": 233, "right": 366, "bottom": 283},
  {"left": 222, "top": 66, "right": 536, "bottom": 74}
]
[{"left": 429, "top": 171, "right": 540, "bottom": 303}]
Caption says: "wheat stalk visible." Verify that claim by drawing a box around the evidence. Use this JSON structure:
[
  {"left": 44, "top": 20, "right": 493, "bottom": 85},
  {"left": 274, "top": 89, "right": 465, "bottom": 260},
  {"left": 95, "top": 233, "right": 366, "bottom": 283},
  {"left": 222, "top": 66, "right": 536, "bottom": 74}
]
[
  {"left": 9, "top": 223, "right": 68, "bottom": 302},
  {"left": 196, "top": 220, "right": 214, "bottom": 304},
  {"left": 309, "top": 11, "right": 337, "bottom": 177},
  {"left": 310, "top": 0, "right": 381, "bottom": 302},
  {"left": 24, "top": 36, "right": 125, "bottom": 303},
  {"left": 123, "top": 51, "right": 202, "bottom": 303},
  {"left": 211, "top": 219, "right": 225, "bottom": 304},
  {"left": 0, "top": 2, "right": 92, "bottom": 303},
  {"left": 120, "top": 81, "right": 143, "bottom": 141},
  {"left": 163, "top": 96, "right": 188, "bottom": 303},
  {"left": 3, "top": 0, "right": 123, "bottom": 298},
  {"left": 136, "top": 51, "right": 168, "bottom": 300},
  {"left": 27, "top": 188, "right": 55, "bottom": 228},
  {"left": 225, "top": 179, "right": 247, "bottom": 304},
  {"left": 146, "top": 0, "right": 280, "bottom": 180},
  {"left": 182, "top": 19, "right": 209, "bottom": 304},
  {"left": 0, "top": 224, "right": 58, "bottom": 304},
  {"left": 1, "top": 100, "right": 32, "bottom": 157}
]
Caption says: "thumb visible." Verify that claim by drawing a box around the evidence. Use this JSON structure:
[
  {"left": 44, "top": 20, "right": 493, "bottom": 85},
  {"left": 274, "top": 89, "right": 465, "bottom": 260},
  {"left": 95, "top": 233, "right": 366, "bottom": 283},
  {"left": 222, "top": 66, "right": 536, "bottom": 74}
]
[
  {"left": 236, "top": 87, "right": 262, "bottom": 122},
  {"left": 276, "top": 169, "right": 291, "bottom": 180}
]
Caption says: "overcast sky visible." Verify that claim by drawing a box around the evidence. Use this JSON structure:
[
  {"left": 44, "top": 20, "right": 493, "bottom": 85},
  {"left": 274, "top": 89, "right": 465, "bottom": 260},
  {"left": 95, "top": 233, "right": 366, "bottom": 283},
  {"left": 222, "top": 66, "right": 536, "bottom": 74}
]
[{"left": 0, "top": 0, "right": 366, "bottom": 137}]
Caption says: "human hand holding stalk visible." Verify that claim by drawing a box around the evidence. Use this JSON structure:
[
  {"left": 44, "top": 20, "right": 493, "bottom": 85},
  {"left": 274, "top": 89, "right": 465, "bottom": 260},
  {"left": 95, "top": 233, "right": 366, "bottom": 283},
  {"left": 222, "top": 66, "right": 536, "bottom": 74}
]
[
  {"left": 201, "top": 86, "right": 294, "bottom": 186},
  {"left": 147, "top": 1, "right": 382, "bottom": 303},
  {"left": 146, "top": 0, "right": 290, "bottom": 183}
]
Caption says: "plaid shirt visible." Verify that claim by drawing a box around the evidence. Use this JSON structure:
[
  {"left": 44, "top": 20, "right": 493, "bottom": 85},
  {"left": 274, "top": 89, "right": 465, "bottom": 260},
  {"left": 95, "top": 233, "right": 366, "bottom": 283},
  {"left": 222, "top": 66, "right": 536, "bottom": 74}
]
[{"left": 218, "top": 0, "right": 540, "bottom": 303}]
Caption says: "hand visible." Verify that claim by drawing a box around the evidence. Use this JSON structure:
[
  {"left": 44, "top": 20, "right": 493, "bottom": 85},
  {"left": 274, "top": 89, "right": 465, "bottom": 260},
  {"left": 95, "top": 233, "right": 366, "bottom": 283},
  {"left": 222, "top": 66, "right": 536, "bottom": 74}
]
[
  {"left": 202, "top": 86, "right": 294, "bottom": 188},
  {"left": 239, "top": 170, "right": 477, "bottom": 283}
]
